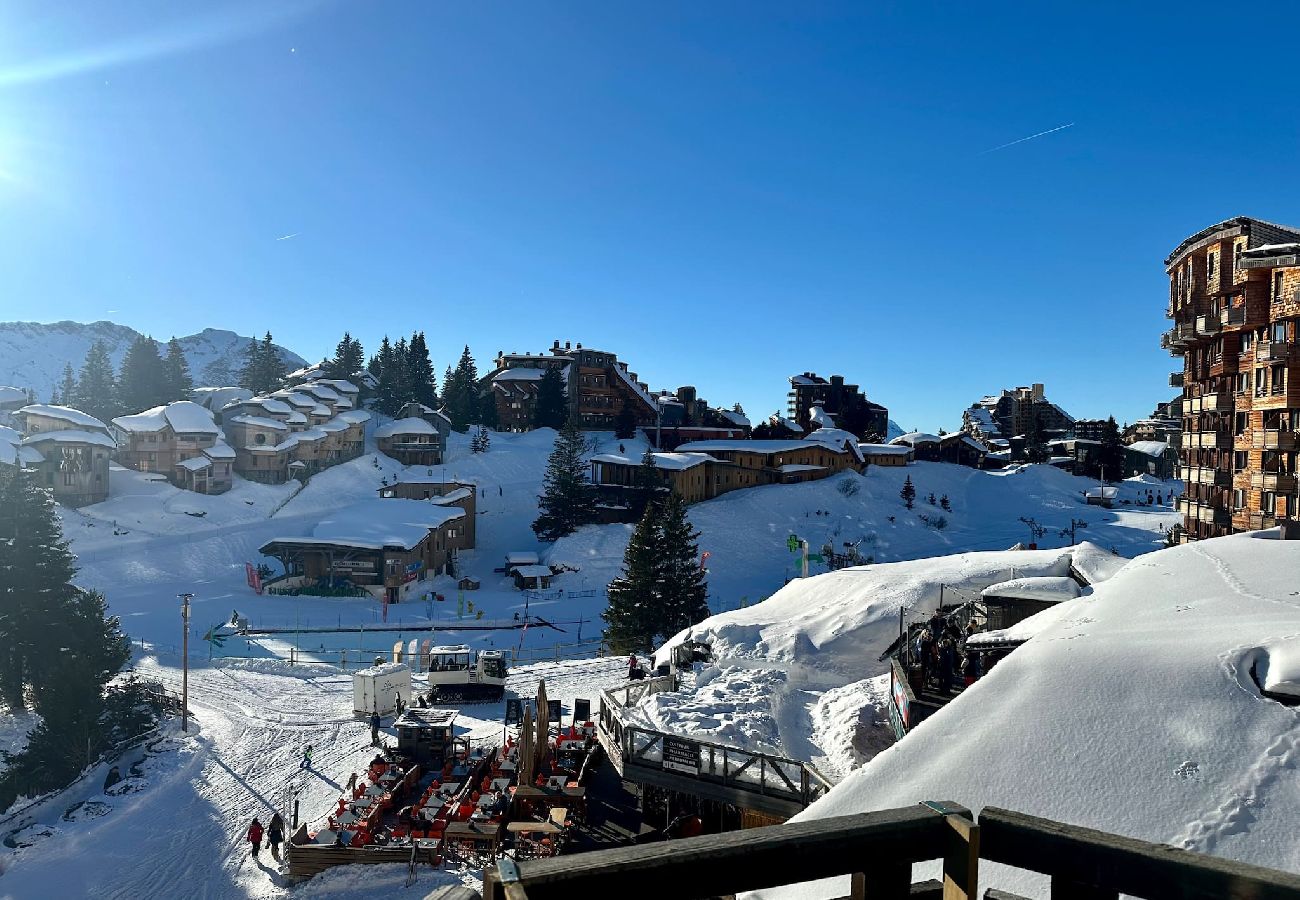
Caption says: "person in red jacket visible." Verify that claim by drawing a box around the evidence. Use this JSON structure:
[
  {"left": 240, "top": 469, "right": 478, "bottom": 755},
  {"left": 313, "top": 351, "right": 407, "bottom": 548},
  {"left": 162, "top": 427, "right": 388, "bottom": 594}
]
[{"left": 247, "top": 817, "right": 264, "bottom": 858}]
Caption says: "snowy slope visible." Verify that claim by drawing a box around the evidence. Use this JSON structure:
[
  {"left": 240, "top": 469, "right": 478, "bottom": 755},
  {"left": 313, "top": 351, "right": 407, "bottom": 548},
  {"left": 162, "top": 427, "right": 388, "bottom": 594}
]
[
  {"left": 0, "top": 321, "right": 307, "bottom": 401},
  {"left": 754, "top": 532, "right": 1300, "bottom": 899}
]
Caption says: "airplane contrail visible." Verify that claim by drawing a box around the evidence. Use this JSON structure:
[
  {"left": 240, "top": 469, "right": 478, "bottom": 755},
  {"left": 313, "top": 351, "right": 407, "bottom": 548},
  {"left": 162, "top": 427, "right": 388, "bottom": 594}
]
[
  {"left": 276, "top": 232, "right": 300, "bottom": 241},
  {"left": 980, "top": 122, "right": 1074, "bottom": 154}
]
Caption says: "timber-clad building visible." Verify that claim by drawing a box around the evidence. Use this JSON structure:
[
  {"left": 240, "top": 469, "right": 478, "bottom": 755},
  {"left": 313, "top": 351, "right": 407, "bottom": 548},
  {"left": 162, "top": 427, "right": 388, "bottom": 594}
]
[{"left": 1165, "top": 216, "right": 1300, "bottom": 540}]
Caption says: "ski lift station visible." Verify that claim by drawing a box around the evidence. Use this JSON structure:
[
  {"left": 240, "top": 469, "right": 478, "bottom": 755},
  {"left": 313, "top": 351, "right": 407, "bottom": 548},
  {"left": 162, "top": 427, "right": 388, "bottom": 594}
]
[{"left": 352, "top": 662, "right": 412, "bottom": 716}]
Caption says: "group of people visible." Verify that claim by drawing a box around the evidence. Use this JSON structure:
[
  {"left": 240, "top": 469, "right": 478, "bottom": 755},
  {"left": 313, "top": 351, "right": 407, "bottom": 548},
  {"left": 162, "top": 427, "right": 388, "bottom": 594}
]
[
  {"left": 912, "top": 611, "right": 982, "bottom": 695},
  {"left": 246, "top": 813, "right": 286, "bottom": 862}
]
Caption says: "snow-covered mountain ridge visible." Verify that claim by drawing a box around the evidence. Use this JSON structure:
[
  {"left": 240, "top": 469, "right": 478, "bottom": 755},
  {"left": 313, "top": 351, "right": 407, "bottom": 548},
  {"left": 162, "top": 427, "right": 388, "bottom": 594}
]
[{"left": 0, "top": 320, "right": 308, "bottom": 401}]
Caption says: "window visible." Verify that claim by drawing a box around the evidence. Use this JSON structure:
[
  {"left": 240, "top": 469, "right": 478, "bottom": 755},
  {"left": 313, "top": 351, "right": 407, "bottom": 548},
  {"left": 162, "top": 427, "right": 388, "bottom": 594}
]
[
  {"left": 1272, "top": 322, "right": 1288, "bottom": 344},
  {"left": 1271, "top": 365, "right": 1285, "bottom": 394},
  {"left": 1236, "top": 372, "right": 1250, "bottom": 394},
  {"left": 1232, "top": 489, "right": 1245, "bottom": 511},
  {"left": 1235, "top": 412, "right": 1247, "bottom": 433},
  {"left": 1234, "top": 451, "right": 1248, "bottom": 471},
  {"left": 254, "top": 432, "right": 266, "bottom": 445},
  {"left": 1207, "top": 252, "right": 1216, "bottom": 278},
  {"left": 1275, "top": 271, "right": 1285, "bottom": 301},
  {"left": 1256, "top": 368, "right": 1267, "bottom": 396}
]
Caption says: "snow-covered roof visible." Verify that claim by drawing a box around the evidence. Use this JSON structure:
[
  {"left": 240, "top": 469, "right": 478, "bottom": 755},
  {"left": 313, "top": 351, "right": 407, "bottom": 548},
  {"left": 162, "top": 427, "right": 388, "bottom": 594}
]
[
  {"left": 18, "top": 404, "right": 108, "bottom": 431},
  {"left": 272, "top": 391, "right": 319, "bottom": 409},
  {"left": 1085, "top": 485, "right": 1120, "bottom": 500},
  {"left": 354, "top": 662, "right": 409, "bottom": 679},
  {"left": 177, "top": 456, "right": 212, "bottom": 472},
  {"left": 805, "top": 427, "right": 865, "bottom": 462},
  {"left": 510, "top": 564, "right": 554, "bottom": 578},
  {"left": 21, "top": 429, "right": 116, "bottom": 450},
  {"left": 789, "top": 374, "right": 822, "bottom": 386},
  {"left": 308, "top": 404, "right": 330, "bottom": 417},
  {"left": 779, "top": 464, "right": 827, "bottom": 473},
  {"left": 374, "top": 417, "right": 438, "bottom": 439},
  {"left": 506, "top": 551, "right": 540, "bottom": 566},
  {"left": 430, "top": 487, "right": 474, "bottom": 504},
  {"left": 338, "top": 410, "right": 371, "bottom": 425},
  {"left": 1127, "top": 440, "right": 1170, "bottom": 458},
  {"left": 859, "top": 443, "right": 911, "bottom": 457},
  {"left": 1241, "top": 242, "right": 1300, "bottom": 256},
  {"left": 780, "top": 533, "right": 1300, "bottom": 895},
  {"left": 652, "top": 452, "right": 716, "bottom": 471},
  {"left": 0, "top": 426, "right": 44, "bottom": 466},
  {"left": 203, "top": 440, "right": 236, "bottom": 460},
  {"left": 717, "top": 408, "right": 751, "bottom": 429},
  {"left": 303, "top": 499, "right": 464, "bottom": 550},
  {"left": 492, "top": 368, "right": 548, "bottom": 382},
  {"left": 315, "top": 379, "right": 359, "bottom": 395},
  {"left": 112, "top": 401, "right": 219, "bottom": 435},
  {"left": 677, "top": 439, "right": 855, "bottom": 456},
  {"left": 295, "top": 427, "right": 327, "bottom": 443},
  {"left": 317, "top": 419, "right": 349, "bottom": 434},
  {"left": 249, "top": 397, "right": 293, "bottom": 417},
  {"left": 192, "top": 386, "right": 253, "bottom": 412},
  {"left": 612, "top": 363, "right": 656, "bottom": 409},
  {"left": 228, "top": 414, "right": 289, "bottom": 432},
  {"left": 286, "top": 411, "right": 308, "bottom": 425},
  {"left": 809, "top": 406, "right": 835, "bottom": 428},
  {"left": 300, "top": 383, "right": 341, "bottom": 403},
  {"left": 0, "top": 386, "right": 27, "bottom": 406},
  {"left": 980, "top": 575, "right": 1082, "bottom": 603},
  {"left": 890, "top": 432, "right": 941, "bottom": 446}
]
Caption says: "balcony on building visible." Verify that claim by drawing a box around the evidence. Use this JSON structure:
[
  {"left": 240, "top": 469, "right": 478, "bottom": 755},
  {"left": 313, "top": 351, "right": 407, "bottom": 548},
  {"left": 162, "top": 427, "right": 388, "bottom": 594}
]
[
  {"left": 1260, "top": 430, "right": 1299, "bottom": 451},
  {"left": 1169, "top": 371, "right": 1184, "bottom": 388},
  {"left": 1194, "top": 313, "right": 1221, "bottom": 336},
  {"left": 1251, "top": 470, "right": 1298, "bottom": 493},
  {"left": 1220, "top": 306, "right": 1247, "bottom": 327}
]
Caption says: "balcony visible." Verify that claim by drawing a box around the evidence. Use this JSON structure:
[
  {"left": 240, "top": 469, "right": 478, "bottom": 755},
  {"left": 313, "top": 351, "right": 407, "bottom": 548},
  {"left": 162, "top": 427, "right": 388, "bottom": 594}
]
[
  {"left": 1252, "top": 471, "right": 1298, "bottom": 493},
  {"left": 1168, "top": 371, "right": 1184, "bottom": 388},
  {"left": 1177, "top": 497, "right": 1197, "bottom": 519},
  {"left": 1198, "top": 504, "right": 1232, "bottom": 526},
  {"left": 1200, "top": 393, "right": 1227, "bottom": 413},
  {"left": 1220, "top": 306, "right": 1247, "bottom": 326},
  {"left": 1191, "top": 430, "right": 1231, "bottom": 449},
  {"left": 1259, "top": 341, "right": 1294, "bottom": 362},
  {"left": 1262, "top": 430, "right": 1299, "bottom": 451},
  {"left": 1160, "top": 323, "right": 1195, "bottom": 353},
  {"left": 1194, "top": 313, "right": 1221, "bottom": 336},
  {"left": 1247, "top": 512, "right": 1278, "bottom": 531}
]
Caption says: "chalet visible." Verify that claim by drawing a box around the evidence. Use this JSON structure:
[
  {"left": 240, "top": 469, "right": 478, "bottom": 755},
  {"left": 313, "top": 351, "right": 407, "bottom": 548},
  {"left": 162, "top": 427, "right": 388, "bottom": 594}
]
[
  {"left": 219, "top": 383, "right": 368, "bottom": 484},
  {"left": 859, "top": 444, "right": 911, "bottom": 466},
  {"left": 889, "top": 433, "right": 988, "bottom": 469},
  {"left": 396, "top": 402, "right": 453, "bottom": 440},
  {"left": 979, "top": 576, "right": 1081, "bottom": 631},
  {"left": 510, "top": 564, "right": 554, "bottom": 590},
  {"left": 11, "top": 405, "right": 115, "bottom": 506},
  {"left": 111, "top": 400, "right": 234, "bottom": 494},
  {"left": 889, "top": 432, "right": 942, "bottom": 461},
  {"left": 592, "top": 451, "right": 739, "bottom": 505},
  {"left": 375, "top": 417, "right": 443, "bottom": 466},
  {"left": 378, "top": 478, "right": 477, "bottom": 547},
  {"left": 1125, "top": 440, "right": 1178, "bottom": 479},
  {"left": 259, "top": 499, "right": 466, "bottom": 604}
]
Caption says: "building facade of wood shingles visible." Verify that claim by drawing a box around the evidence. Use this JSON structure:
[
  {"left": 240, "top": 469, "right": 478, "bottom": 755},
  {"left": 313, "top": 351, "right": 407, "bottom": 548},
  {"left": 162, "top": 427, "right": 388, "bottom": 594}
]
[
  {"left": 375, "top": 416, "right": 444, "bottom": 466},
  {"left": 111, "top": 400, "right": 235, "bottom": 494},
  {"left": 788, "top": 372, "right": 889, "bottom": 439},
  {"left": 8, "top": 404, "right": 115, "bottom": 506},
  {"left": 377, "top": 478, "right": 477, "bottom": 548},
  {"left": 593, "top": 432, "right": 866, "bottom": 505},
  {"left": 259, "top": 499, "right": 465, "bottom": 603},
  {"left": 1166, "top": 216, "right": 1300, "bottom": 540},
  {"left": 482, "top": 341, "right": 659, "bottom": 431},
  {"left": 221, "top": 379, "right": 368, "bottom": 484}
]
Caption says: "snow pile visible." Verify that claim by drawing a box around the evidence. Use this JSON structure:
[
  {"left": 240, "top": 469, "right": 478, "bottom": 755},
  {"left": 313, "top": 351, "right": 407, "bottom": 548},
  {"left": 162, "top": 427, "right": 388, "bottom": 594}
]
[
  {"left": 758, "top": 531, "right": 1300, "bottom": 898},
  {"left": 625, "top": 666, "right": 787, "bottom": 755},
  {"left": 980, "top": 575, "right": 1080, "bottom": 602}
]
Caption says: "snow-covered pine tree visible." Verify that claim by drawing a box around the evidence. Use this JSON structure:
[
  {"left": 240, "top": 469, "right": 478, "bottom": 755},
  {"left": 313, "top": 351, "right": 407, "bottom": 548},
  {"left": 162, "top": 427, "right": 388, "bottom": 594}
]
[
  {"left": 475, "top": 425, "right": 491, "bottom": 453},
  {"left": 54, "top": 363, "right": 77, "bottom": 407},
  {"left": 614, "top": 399, "right": 637, "bottom": 440},
  {"left": 444, "top": 345, "right": 479, "bottom": 431},
  {"left": 238, "top": 336, "right": 263, "bottom": 393},
  {"left": 408, "top": 332, "right": 437, "bottom": 409},
  {"left": 533, "top": 366, "right": 568, "bottom": 430},
  {"left": 117, "top": 335, "right": 170, "bottom": 412},
  {"left": 900, "top": 475, "right": 916, "bottom": 509},
  {"left": 603, "top": 499, "right": 661, "bottom": 653},
  {"left": 163, "top": 337, "right": 193, "bottom": 401},
  {"left": 75, "top": 340, "right": 119, "bottom": 421},
  {"left": 532, "top": 420, "right": 592, "bottom": 540},
  {"left": 373, "top": 337, "right": 398, "bottom": 416},
  {"left": 654, "top": 491, "right": 710, "bottom": 638}
]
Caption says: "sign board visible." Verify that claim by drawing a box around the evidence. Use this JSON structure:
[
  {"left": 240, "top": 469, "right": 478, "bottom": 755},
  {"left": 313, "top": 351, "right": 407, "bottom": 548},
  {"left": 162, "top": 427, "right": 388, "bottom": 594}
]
[
  {"left": 573, "top": 698, "right": 591, "bottom": 724},
  {"left": 332, "top": 559, "right": 375, "bottom": 571},
  {"left": 244, "top": 562, "right": 263, "bottom": 595},
  {"left": 505, "top": 698, "right": 523, "bottom": 726},
  {"left": 890, "top": 666, "right": 910, "bottom": 735},
  {"left": 662, "top": 736, "right": 701, "bottom": 775},
  {"left": 548, "top": 699, "right": 562, "bottom": 722}
]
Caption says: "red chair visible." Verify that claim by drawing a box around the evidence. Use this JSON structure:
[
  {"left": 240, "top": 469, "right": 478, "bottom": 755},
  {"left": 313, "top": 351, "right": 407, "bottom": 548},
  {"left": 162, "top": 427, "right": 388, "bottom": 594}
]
[
  {"left": 471, "top": 790, "right": 480, "bottom": 803},
  {"left": 352, "top": 831, "right": 368, "bottom": 847}
]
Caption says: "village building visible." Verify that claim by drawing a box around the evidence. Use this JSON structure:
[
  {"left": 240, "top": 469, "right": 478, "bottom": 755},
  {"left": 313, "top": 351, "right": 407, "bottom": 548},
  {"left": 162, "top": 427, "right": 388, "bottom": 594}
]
[
  {"left": 1123, "top": 400, "right": 1183, "bottom": 450},
  {"left": 591, "top": 451, "right": 740, "bottom": 505},
  {"left": 481, "top": 342, "right": 660, "bottom": 431},
  {"left": 191, "top": 386, "right": 253, "bottom": 414},
  {"left": 377, "top": 478, "right": 477, "bottom": 547},
  {"left": 259, "top": 499, "right": 467, "bottom": 604},
  {"left": 375, "top": 417, "right": 443, "bottom": 465},
  {"left": 0, "top": 386, "right": 30, "bottom": 423},
  {"left": 1071, "top": 419, "right": 1109, "bottom": 441},
  {"left": 219, "top": 380, "right": 367, "bottom": 484},
  {"left": 858, "top": 443, "right": 912, "bottom": 466},
  {"left": 111, "top": 400, "right": 235, "bottom": 494},
  {"left": 889, "top": 432, "right": 989, "bottom": 469},
  {"left": 9, "top": 404, "right": 115, "bottom": 506},
  {"left": 1164, "top": 216, "right": 1300, "bottom": 539},
  {"left": 1125, "top": 440, "right": 1178, "bottom": 480},
  {"left": 787, "top": 372, "right": 889, "bottom": 439},
  {"left": 962, "top": 384, "right": 1074, "bottom": 445},
  {"left": 396, "top": 402, "right": 453, "bottom": 439}
]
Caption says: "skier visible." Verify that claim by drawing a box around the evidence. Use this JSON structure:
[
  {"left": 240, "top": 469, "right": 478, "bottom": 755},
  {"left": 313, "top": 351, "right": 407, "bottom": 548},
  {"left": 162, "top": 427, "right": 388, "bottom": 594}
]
[
  {"left": 370, "top": 711, "right": 382, "bottom": 747},
  {"left": 301, "top": 744, "right": 313, "bottom": 769},
  {"left": 247, "top": 817, "right": 264, "bottom": 858},
  {"left": 267, "top": 812, "right": 285, "bottom": 862}
]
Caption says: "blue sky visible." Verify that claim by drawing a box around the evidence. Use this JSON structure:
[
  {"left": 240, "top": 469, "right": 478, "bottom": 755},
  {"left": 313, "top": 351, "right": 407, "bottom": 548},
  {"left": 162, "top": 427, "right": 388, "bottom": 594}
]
[{"left": 1, "top": 1, "right": 1297, "bottom": 430}]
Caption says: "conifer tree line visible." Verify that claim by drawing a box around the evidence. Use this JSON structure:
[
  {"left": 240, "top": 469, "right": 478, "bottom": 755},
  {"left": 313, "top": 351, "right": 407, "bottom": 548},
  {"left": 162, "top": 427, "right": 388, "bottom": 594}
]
[
  {"left": 0, "top": 467, "right": 151, "bottom": 807},
  {"left": 53, "top": 336, "right": 196, "bottom": 422},
  {"left": 603, "top": 491, "right": 710, "bottom": 653},
  {"left": 237, "top": 331, "right": 288, "bottom": 395},
  {"left": 365, "top": 337, "right": 498, "bottom": 430}
]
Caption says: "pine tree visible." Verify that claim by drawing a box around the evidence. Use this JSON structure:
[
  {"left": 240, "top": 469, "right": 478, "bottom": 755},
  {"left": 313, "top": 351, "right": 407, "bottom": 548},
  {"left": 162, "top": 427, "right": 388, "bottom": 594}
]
[
  {"left": 75, "top": 340, "right": 118, "bottom": 421},
  {"left": 655, "top": 492, "right": 710, "bottom": 638},
  {"left": 162, "top": 337, "right": 193, "bottom": 401},
  {"left": 407, "top": 332, "right": 437, "bottom": 408},
  {"left": 1023, "top": 409, "right": 1050, "bottom": 464},
  {"left": 1097, "top": 415, "right": 1124, "bottom": 481},
  {"left": 533, "top": 421, "right": 593, "bottom": 540},
  {"left": 54, "top": 363, "right": 77, "bottom": 407},
  {"left": 238, "top": 337, "right": 263, "bottom": 393},
  {"left": 325, "top": 332, "right": 365, "bottom": 381},
  {"left": 533, "top": 366, "right": 568, "bottom": 430},
  {"left": 259, "top": 332, "right": 286, "bottom": 390},
  {"left": 470, "top": 425, "right": 491, "bottom": 454},
  {"left": 392, "top": 337, "right": 412, "bottom": 410},
  {"left": 477, "top": 390, "right": 499, "bottom": 429},
  {"left": 603, "top": 500, "right": 662, "bottom": 654},
  {"left": 900, "top": 475, "right": 916, "bottom": 509},
  {"left": 444, "top": 346, "right": 479, "bottom": 431},
  {"left": 117, "top": 335, "right": 170, "bottom": 412},
  {"left": 373, "top": 337, "right": 398, "bottom": 416},
  {"left": 614, "top": 399, "right": 638, "bottom": 440}
]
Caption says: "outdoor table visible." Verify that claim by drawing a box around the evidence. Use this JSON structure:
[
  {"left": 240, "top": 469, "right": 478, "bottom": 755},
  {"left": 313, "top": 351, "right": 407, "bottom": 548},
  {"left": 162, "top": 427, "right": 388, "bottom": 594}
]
[
  {"left": 489, "top": 777, "right": 511, "bottom": 792},
  {"left": 443, "top": 820, "right": 502, "bottom": 859},
  {"left": 557, "top": 739, "right": 584, "bottom": 751},
  {"left": 365, "top": 784, "right": 384, "bottom": 797},
  {"left": 545, "top": 776, "right": 568, "bottom": 790},
  {"left": 336, "top": 811, "right": 358, "bottom": 826},
  {"left": 440, "top": 782, "right": 462, "bottom": 798},
  {"left": 314, "top": 828, "right": 337, "bottom": 845},
  {"left": 498, "top": 761, "right": 516, "bottom": 773}
]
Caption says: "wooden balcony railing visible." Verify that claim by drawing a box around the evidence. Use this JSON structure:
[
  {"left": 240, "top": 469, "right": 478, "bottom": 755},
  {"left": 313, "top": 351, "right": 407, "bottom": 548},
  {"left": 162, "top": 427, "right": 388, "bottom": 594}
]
[{"left": 479, "top": 803, "right": 1300, "bottom": 900}]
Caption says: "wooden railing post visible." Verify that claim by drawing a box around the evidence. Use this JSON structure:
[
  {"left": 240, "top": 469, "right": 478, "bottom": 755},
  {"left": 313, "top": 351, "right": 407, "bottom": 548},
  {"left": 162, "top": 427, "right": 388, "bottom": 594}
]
[{"left": 941, "top": 813, "right": 978, "bottom": 900}]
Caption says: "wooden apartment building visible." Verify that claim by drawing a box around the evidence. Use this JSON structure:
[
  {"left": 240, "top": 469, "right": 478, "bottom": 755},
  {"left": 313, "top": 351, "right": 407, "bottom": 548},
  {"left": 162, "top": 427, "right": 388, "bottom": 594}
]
[{"left": 1165, "top": 216, "right": 1300, "bottom": 539}]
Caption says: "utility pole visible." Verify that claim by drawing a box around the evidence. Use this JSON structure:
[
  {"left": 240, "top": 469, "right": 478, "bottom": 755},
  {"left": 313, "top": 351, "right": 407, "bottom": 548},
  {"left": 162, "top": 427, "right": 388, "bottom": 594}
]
[
  {"left": 179, "top": 593, "right": 193, "bottom": 732},
  {"left": 800, "top": 539, "right": 809, "bottom": 578}
]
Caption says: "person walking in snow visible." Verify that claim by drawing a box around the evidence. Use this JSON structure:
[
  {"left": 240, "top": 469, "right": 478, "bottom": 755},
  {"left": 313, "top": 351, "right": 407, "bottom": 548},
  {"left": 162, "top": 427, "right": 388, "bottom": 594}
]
[
  {"left": 300, "top": 744, "right": 313, "bottom": 769},
  {"left": 267, "top": 812, "right": 285, "bottom": 861},
  {"left": 371, "top": 711, "right": 382, "bottom": 746},
  {"left": 346, "top": 771, "right": 358, "bottom": 793},
  {"left": 247, "top": 817, "right": 264, "bottom": 858}
]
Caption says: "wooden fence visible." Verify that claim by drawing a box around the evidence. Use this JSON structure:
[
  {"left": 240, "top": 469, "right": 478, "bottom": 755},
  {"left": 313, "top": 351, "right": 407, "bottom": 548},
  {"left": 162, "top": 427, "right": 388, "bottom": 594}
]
[{"left": 479, "top": 802, "right": 1300, "bottom": 900}]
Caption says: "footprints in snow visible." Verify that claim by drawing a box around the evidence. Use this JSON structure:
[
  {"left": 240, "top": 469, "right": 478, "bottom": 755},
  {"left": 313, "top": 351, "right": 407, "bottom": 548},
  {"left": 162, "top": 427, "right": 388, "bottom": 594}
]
[{"left": 1175, "top": 732, "right": 1298, "bottom": 854}]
